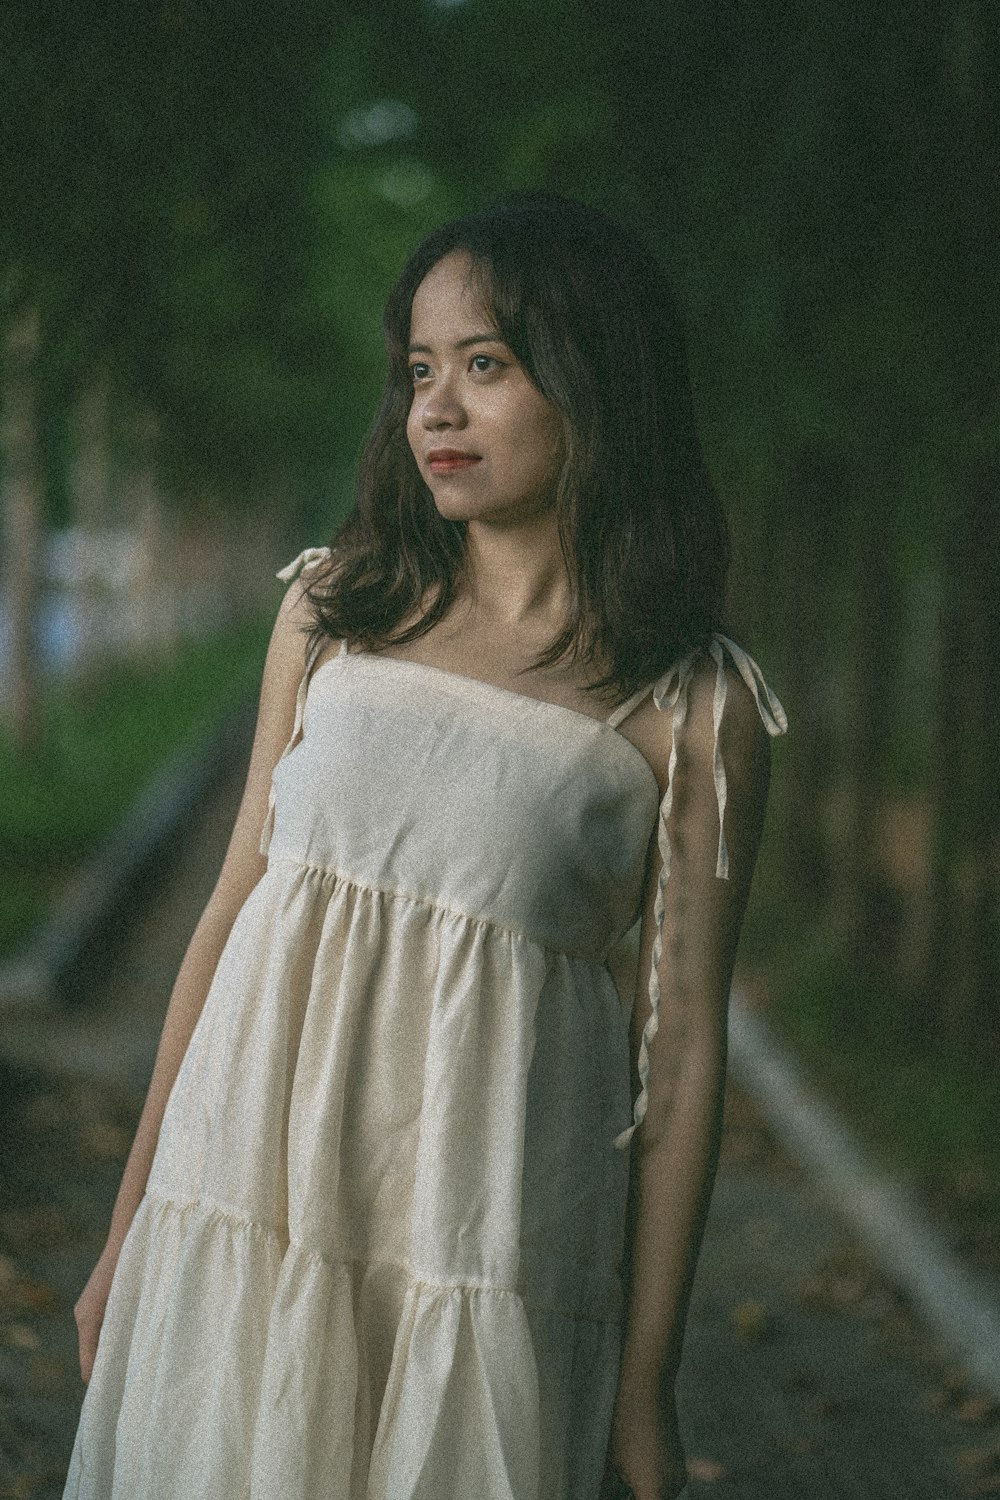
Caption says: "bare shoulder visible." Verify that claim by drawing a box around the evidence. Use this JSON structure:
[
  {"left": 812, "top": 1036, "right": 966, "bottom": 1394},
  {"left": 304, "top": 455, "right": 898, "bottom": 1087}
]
[
  {"left": 684, "top": 652, "right": 771, "bottom": 780},
  {"left": 633, "top": 646, "right": 772, "bottom": 899},
  {"left": 622, "top": 647, "right": 771, "bottom": 802},
  {"left": 265, "top": 568, "right": 331, "bottom": 681},
  {"left": 275, "top": 570, "right": 316, "bottom": 641},
  {"left": 680, "top": 651, "right": 773, "bottom": 804},
  {"left": 202, "top": 554, "right": 345, "bottom": 908}
]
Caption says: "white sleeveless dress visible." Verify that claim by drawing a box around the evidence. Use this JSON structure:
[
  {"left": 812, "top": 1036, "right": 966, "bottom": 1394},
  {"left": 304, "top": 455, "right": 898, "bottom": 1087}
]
[{"left": 63, "top": 548, "right": 786, "bottom": 1500}]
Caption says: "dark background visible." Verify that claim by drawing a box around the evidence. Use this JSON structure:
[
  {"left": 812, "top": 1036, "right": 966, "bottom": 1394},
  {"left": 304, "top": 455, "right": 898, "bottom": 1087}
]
[{"left": 2, "top": 0, "right": 998, "bottom": 1239}]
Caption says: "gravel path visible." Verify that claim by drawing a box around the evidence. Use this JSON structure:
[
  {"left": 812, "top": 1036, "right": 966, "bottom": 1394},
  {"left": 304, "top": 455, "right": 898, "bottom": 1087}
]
[{"left": 1, "top": 770, "right": 998, "bottom": 1498}]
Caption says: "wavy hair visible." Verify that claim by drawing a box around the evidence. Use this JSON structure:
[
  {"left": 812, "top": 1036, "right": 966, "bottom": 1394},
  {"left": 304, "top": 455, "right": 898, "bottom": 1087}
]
[{"left": 305, "top": 190, "right": 729, "bottom": 697}]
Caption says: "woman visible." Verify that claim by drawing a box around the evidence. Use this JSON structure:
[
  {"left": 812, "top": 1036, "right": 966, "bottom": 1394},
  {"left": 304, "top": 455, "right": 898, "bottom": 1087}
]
[{"left": 66, "top": 191, "right": 786, "bottom": 1500}]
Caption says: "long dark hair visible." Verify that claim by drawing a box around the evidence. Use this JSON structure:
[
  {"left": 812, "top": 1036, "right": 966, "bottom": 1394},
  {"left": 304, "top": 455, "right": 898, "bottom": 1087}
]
[{"left": 305, "top": 190, "right": 729, "bottom": 697}]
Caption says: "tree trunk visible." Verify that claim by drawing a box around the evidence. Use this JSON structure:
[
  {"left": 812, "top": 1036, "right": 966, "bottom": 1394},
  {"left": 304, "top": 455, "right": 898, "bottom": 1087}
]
[
  {"left": 829, "top": 461, "right": 901, "bottom": 983},
  {"left": 129, "top": 414, "right": 180, "bottom": 663},
  {"left": 68, "top": 374, "right": 112, "bottom": 684},
  {"left": 777, "top": 447, "right": 844, "bottom": 922},
  {"left": 1, "top": 306, "right": 44, "bottom": 751},
  {"left": 925, "top": 454, "right": 1000, "bottom": 1056}
]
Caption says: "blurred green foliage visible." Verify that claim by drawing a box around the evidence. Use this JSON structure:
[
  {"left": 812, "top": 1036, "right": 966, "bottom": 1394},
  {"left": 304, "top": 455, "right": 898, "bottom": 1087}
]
[
  {"left": 764, "top": 921, "right": 1000, "bottom": 1232},
  {"left": 0, "top": 616, "right": 271, "bottom": 956}
]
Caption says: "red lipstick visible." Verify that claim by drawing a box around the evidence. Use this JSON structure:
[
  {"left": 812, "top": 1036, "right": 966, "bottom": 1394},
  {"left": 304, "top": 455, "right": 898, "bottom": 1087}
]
[{"left": 427, "top": 448, "right": 482, "bottom": 474}]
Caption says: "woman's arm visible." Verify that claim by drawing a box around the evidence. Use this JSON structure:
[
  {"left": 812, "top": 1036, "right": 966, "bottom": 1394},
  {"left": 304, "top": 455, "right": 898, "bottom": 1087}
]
[
  {"left": 73, "top": 576, "right": 322, "bottom": 1379},
  {"left": 608, "top": 658, "right": 772, "bottom": 1498}
]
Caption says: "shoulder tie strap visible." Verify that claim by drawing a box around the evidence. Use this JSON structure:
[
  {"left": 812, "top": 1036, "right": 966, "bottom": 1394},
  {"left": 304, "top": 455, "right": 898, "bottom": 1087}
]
[
  {"left": 707, "top": 633, "right": 788, "bottom": 880},
  {"left": 259, "top": 546, "right": 334, "bottom": 857},
  {"left": 613, "top": 634, "right": 787, "bottom": 1151},
  {"left": 606, "top": 681, "right": 655, "bottom": 728},
  {"left": 276, "top": 544, "right": 332, "bottom": 582},
  {"left": 259, "top": 634, "right": 325, "bottom": 857}
]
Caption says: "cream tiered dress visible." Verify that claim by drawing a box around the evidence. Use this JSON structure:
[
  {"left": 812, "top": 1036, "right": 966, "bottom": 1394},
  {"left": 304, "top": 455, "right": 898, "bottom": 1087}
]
[{"left": 63, "top": 548, "right": 786, "bottom": 1500}]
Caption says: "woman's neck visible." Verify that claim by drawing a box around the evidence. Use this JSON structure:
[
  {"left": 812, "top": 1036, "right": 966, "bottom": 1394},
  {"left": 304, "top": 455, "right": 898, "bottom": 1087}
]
[{"left": 460, "top": 513, "right": 571, "bottom": 631}]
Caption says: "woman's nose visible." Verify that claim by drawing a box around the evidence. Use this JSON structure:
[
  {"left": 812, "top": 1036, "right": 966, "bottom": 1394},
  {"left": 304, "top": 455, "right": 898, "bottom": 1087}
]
[{"left": 420, "top": 378, "right": 466, "bottom": 429}]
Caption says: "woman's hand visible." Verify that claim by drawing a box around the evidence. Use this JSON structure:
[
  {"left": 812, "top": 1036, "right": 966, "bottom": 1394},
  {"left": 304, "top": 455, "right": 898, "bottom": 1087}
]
[
  {"left": 73, "top": 1246, "right": 120, "bottom": 1383},
  {"left": 603, "top": 1380, "right": 688, "bottom": 1500}
]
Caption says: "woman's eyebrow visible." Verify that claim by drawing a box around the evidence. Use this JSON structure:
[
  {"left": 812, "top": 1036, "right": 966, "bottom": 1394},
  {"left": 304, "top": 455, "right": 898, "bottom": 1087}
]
[{"left": 408, "top": 333, "right": 507, "bottom": 354}]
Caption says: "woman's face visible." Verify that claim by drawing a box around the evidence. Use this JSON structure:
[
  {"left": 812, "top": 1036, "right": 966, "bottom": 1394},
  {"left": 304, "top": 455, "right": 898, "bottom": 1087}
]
[{"left": 405, "top": 251, "right": 565, "bottom": 526}]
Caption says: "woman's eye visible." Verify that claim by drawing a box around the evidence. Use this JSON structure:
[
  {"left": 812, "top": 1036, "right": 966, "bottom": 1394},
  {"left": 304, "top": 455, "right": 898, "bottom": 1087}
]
[
  {"left": 471, "top": 354, "right": 499, "bottom": 373},
  {"left": 409, "top": 362, "right": 430, "bottom": 382}
]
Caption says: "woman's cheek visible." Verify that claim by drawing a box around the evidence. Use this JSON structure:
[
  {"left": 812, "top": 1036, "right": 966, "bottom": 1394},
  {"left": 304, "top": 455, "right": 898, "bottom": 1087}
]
[{"left": 405, "top": 406, "right": 421, "bottom": 460}]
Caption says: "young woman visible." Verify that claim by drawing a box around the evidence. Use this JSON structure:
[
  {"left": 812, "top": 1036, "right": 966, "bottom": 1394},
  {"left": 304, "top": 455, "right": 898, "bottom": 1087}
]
[{"left": 65, "top": 191, "right": 786, "bottom": 1500}]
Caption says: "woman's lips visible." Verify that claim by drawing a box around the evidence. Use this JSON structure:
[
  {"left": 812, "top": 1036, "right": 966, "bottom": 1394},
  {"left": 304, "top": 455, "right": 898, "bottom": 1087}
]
[{"left": 427, "top": 451, "right": 482, "bottom": 474}]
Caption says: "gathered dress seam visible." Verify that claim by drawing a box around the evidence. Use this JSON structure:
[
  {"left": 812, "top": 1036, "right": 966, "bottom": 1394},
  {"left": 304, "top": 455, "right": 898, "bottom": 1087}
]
[
  {"left": 141, "top": 1190, "right": 622, "bottom": 1325},
  {"left": 263, "top": 850, "right": 627, "bottom": 965}
]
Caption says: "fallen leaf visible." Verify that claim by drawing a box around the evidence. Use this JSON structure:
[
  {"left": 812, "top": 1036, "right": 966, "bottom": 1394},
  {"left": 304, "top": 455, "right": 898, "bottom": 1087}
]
[
  {"left": 15, "top": 1277, "right": 60, "bottom": 1315},
  {"left": 0, "top": 1476, "right": 37, "bottom": 1500},
  {"left": 955, "top": 1446, "right": 1000, "bottom": 1478},
  {"left": 781, "top": 1435, "right": 822, "bottom": 1455},
  {"left": 793, "top": 1274, "right": 827, "bottom": 1308},
  {"left": 962, "top": 1477, "right": 1000, "bottom": 1497},
  {"left": 954, "top": 1397, "right": 1000, "bottom": 1425},
  {"left": 686, "top": 1456, "right": 729, "bottom": 1482},
  {"left": 829, "top": 1272, "right": 867, "bottom": 1305},
  {"left": 5, "top": 1322, "right": 41, "bottom": 1351},
  {"left": 82, "top": 1121, "right": 133, "bottom": 1159},
  {"left": 729, "top": 1300, "right": 773, "bottom": 1341}
]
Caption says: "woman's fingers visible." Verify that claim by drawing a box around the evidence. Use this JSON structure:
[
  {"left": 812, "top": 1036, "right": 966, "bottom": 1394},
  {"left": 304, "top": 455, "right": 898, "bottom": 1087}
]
[
  {"left": 73, "top": 1297, "right": 102, "bottom": 1383},
  {"left": 72, "top": 1251, "right": 118, "bottom": 1383}
]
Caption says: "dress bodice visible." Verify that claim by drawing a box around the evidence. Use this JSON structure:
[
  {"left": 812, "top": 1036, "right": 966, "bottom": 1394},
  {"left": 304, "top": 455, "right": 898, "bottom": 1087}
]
[
  {"left": 264, "top": 546, "right": 788, "bottom": 1150},
  {"left": 267, "top": 649, "right": 661, "bottom": 966}
]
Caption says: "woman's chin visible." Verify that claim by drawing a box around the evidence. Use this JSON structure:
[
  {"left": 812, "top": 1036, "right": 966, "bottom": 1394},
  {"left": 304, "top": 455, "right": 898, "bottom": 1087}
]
[
  {"left": 428, "top": 491, "right": 557, "bottom": 528},
  {"left": 428, "top": 493, "right": 478, "bottom": 521},
  {"left": 428, "top": 492, "right": 502, "bottom": 525}
]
